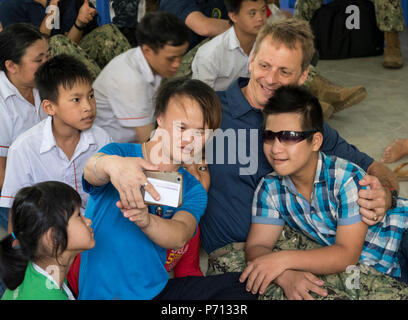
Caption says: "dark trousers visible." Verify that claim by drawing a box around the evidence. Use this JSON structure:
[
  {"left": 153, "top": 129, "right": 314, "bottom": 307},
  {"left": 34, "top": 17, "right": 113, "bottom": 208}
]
[
  {"left": 0, "top": 206, "right": 8, "bottom": 230},
  {"left": 154, "top": 272, "right": 258, "bottom": 300},
  {"left": 398, "top": 230, "right": 408, "bottom": 284}
]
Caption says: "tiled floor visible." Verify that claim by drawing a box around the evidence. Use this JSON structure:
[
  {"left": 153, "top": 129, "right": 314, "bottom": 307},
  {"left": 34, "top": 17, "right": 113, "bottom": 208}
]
[{"left": 1, "top": 30, "right": 407, "bottom": 274}]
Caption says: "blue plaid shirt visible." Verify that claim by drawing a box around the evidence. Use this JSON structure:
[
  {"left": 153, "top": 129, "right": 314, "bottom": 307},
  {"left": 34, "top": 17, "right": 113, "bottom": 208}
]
[{"left": 252, "top": 152, "right": 408, "bottom": 278}]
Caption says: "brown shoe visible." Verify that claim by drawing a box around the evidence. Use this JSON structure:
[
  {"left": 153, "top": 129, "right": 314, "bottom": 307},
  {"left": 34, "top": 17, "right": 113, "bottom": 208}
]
[
  {"left": 310, "top": 74, "right": 367, "bottom": 112},
  {"left": 320, "top": 100, "right": 335, "bottom": 121},
  {"left": 383, "top": 32, "right": 403, "bottom": 69}
]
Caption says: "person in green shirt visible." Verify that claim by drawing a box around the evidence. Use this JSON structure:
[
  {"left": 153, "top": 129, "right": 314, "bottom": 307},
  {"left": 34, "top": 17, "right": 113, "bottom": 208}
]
[{"left": 0, "top": 181, "right": 95, "bottom": 300}]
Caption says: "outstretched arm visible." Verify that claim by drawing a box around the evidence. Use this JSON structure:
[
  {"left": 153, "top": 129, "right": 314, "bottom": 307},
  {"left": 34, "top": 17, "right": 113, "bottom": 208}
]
[
  {"left": 83, "top": 152, "right": 159, "bottom": 209},
  {"left": 241, "top": 222, "right": 367, "bottom": 295},
  {"left": 119, "top": 201, "right": 197, "bottom": 250}
]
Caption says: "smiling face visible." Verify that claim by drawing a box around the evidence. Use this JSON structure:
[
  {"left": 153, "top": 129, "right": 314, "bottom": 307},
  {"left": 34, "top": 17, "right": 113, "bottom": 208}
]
[
  {"left": 156, "top": 94, "right": 209, "bottom": 164},
  {"left": 263, "top": 112, "right": 322, "bottom": 178},
  {"left": 245, "top": 36, "right": 309, "bottom": 110},
  {"left": 44, "top": 79, "right": 97, "bottom": 134},
  {"left": 229, "top": 0, "right": 267, "bottom": 37}
]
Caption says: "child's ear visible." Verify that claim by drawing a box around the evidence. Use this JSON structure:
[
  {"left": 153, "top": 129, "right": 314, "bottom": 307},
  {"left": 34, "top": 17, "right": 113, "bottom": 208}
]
[
  {"left": 41, "top": 228, "right": 58, "bottom": 256},
  {"left": 42, "top": 99, "right": 56, "bottom": 116},
  {"left": 312, "top": 131, "right": 323, "bottom": 151},
  {"left": 141, "top": 44, "right": 155, "bottom": 60}
]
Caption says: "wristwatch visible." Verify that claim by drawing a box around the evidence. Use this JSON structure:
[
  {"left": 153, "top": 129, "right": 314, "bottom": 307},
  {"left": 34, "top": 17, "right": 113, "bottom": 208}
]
[
  {"left": 390, "top": 189, "right": 398, "bottom": 210},
  {"left": 74, "top": 21, "right": 85, "bottom": 31}
]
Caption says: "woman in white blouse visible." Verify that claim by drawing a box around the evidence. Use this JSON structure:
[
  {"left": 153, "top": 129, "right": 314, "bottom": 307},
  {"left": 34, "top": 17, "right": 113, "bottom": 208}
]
[
  {"left": 0, "top": 23, "right": 49, "bottom": 227},
  {"left": 0, "top": 23, "right": 48, "bottom": 232}
]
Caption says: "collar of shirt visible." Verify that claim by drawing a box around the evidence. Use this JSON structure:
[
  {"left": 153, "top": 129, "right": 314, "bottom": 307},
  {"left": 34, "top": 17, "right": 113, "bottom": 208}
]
[
  {"left": 227, "top": 26, "right": 255, "bottom": 57},
  {"left": 225, "top": 77, "right": 262, "bottom": 119},
  {"left": 227, "top": 26, "right": 241, "bottom": 51},
  {"left": 132, "top": 46, "right": 162, "bottom": 89},
  {"left": 0, "top": 71, "right": 41, "bottom": 107},
  {"left": 39, "top": 116, "right": 97, "bottom": 157},
  {"left": 32, "top": 262, "right": 75, "bottom": 300}
]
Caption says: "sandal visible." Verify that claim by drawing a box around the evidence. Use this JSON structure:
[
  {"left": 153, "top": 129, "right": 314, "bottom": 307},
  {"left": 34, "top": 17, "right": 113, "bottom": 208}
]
[{"left": 393, "top": 162, "right": 408, "bottom": 181}]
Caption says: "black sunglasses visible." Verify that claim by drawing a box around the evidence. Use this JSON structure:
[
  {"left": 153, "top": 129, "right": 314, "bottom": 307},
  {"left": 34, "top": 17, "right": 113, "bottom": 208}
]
[{"left": 262, "top": 130, "right": 318, "bottom": 145}]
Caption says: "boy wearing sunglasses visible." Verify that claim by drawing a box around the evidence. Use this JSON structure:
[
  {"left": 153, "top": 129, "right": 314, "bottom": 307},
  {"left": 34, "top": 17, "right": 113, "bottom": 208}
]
[{"left": 240, "top": 85, "right": 408, "bottom": 299}]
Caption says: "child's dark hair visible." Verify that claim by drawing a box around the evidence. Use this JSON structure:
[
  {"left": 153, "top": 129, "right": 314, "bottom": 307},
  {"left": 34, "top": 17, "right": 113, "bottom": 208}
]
[
  {"left": 0, "top": 23, "right": 47, "bottom": 72},
  {"left": 0, "top": 181, "right": 81, "bottom": 290},
  {"left": 34, "top": 54, "right": 93, "bottom": 103},
  {"left": 263, "top": 85, "right": 323, "bottom": 139},
  {"left": 136, "top": 11, "right": 190, "bottom": 52},
  {"left": 154, "top": 77, "right": 222, "bottom": 131}
]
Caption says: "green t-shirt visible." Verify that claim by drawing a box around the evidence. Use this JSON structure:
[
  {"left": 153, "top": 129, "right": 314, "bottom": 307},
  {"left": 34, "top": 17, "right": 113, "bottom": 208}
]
[{"left": 1, "top": 262, "right": 73, "bottom": 300}]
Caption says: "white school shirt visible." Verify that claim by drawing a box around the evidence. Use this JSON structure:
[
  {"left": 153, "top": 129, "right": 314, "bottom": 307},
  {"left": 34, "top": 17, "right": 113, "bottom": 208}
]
[
  {"left": 0, "top": 71, "right": 46, "bottom": 157},
  {"left": 191, "top": 26, "right": 253, "bottom": 92},
  {"left": 93, "top": 47, "right": 162, "bottom": 143},
  {"left": 0, "top": 116, "right": 112, "bottom": 212}
]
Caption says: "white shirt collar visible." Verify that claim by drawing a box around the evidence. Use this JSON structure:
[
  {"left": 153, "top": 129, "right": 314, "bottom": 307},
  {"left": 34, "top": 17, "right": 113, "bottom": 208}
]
[
  {"left": 227, "top": 27, "right": 241, "bottom": 51},
  {"left": 227, "top": 27, "right": 255, "bottom": 57},
  {"left": 0, "top": 70, "right": 42, "bottom": 113},
  {"left": 0, "top": 71, "right": 18, "bottom": 100},
  {"left": 32, "top": 262, "right": 75, "bottom": 300},
  {"left": 40, "top": 116, "right": 97, "bottom": 156},
  {"left": 132, "top": 46, "right": 162, "bottom": 87}
]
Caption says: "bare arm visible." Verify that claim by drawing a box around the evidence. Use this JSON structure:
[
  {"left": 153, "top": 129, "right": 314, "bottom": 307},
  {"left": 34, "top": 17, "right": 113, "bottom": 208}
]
[
  {"left": 242, "top": 223, "right": 328, "bottom": 299},
  {"left": 0, "top": 156, "right": 6, "bottom": 190},
  {"left": 83, "top": 153, "right": 159, "bottom": 209},
  {"left": 241, "top": 222, "right": 367, "bottom": 294},
  {"left": 118, "top": 202, "right": 197, "bottom": 249},
  {"left": 276, "top": 222, "right": 366, "bottom": 274},
  {"left": 65, "top": 0, "right": 97, "bottom": 43},
  {"left": 245, "top": 223, "right": 283, "bottom": 262},
  {"left": 185, "top": 11, "right": 230, "bottom": 38}
]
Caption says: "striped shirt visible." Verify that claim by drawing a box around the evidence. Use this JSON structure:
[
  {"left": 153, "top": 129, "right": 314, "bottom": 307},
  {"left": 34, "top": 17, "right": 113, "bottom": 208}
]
[{"left": 252, "top": 152, "right": 408, "bottom": 278}]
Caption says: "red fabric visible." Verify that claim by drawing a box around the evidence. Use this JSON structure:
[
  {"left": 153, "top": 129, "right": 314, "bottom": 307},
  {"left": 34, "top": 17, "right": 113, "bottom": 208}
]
[
  {"left": 266, "top": 5, "right": 272, "bottom": 17},
  {"left": 165, "top": 225, "right": 203, "bottom": 277},
  {"left": 67, "top": 226, "right": 203, "bottom": 297},
  {"left": 67, "top": 253, "right": 81, "bottom": 297}
]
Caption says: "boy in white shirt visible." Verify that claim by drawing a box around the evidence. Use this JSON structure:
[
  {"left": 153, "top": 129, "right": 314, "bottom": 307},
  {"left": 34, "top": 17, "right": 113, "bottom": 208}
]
[
  {"left": 0, "top": 54, "right": 111, "bottom": 228},
  {"left": 93, "top": 11, "right": 190, "bottom": 143},
  {"left": 192, "top": 0, "right": 267, "bottom": 91}
]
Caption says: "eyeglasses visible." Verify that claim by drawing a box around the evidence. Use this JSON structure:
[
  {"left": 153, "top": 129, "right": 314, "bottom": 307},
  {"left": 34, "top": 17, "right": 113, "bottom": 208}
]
[{"left": 262, "top": 130, "right": 317, "bottom": 145}]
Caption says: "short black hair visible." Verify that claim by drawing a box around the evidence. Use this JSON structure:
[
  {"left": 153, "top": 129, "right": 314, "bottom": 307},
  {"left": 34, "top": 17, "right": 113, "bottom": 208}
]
[
  {"left": 263, "top": 85, "right": 323, "bottom": 135},
  {"left": 35, "top": 54, "right": 93, "bottom": 103},
  {"left": 154, "top": 77, "right": 222, "bottom": 131},
  {"left": 224, "top": 0, "right": 266, "bottom": 14},
  {"left": 0, "top": 23, "right": 47, "bottom": 72},
  {"left": 136, "top": 11, "right": 190, "bottom": 52}
]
